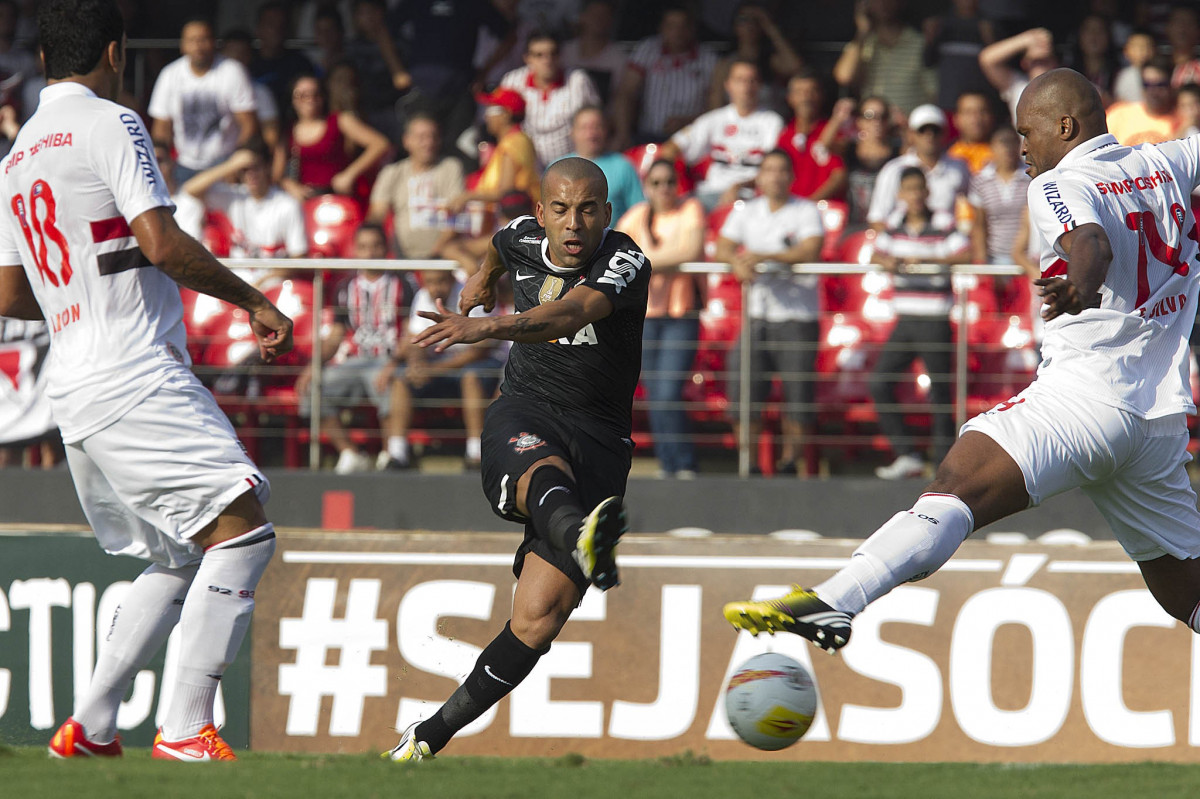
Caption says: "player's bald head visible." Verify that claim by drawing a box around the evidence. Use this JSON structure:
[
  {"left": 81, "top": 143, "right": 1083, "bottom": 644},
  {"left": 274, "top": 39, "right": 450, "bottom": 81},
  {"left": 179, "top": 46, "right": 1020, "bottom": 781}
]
[
  {"left": 1019, "top": 68, "right": 1107, "bottom": 137},
  {"left": 1015, "top": 68, "right": 1110, "bottom": 178},
  {"left": 542, "top": 156, "right": 608, "bottom": 202},
  {"left": 537, "top": 156, "right": 612, "bottom": 269}
]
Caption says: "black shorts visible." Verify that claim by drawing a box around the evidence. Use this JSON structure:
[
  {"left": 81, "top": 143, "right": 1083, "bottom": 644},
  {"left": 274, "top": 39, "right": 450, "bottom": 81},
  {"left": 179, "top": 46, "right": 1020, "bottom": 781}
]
[
  {"left": 481, "top": 394, "right": 634, "bottom": 593},
  {"left": 727, "top": 319, "right": 820, "bottom": 424}
]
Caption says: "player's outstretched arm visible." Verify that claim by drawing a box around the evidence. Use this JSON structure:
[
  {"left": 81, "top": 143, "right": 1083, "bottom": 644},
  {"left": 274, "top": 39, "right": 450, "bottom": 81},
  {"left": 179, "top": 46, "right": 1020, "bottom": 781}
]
[
  {"left": 0, "top": 264, "right": 43, "bottom": 320},
  {"left": 131, "top": 207, "right": 294, "bottom": 362},
  {"left": 1034, "top": 222, "right": 1111, "bottom": 321},
  {"left": 415, "top": 284, "right": 614, "bottom": 353}
]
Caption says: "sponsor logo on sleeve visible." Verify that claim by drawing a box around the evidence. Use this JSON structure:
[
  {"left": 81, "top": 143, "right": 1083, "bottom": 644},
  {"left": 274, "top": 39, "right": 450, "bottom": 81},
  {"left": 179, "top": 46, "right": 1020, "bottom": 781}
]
[
  {"left": 596, "top": 250, "right": 647, "bottom": 293},
  {"left": 119, "top": 112, "right": 158, "bottom": 187},
  {"left": 1041, "top": 181, "right": 1074, "bottom": 229}
]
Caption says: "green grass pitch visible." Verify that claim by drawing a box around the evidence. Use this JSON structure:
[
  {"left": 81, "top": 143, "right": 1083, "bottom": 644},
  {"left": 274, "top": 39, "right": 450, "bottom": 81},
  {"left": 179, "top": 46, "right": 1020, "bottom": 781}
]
[{"left": 7, "top": 747, "right": 1200, "bottom": 799}]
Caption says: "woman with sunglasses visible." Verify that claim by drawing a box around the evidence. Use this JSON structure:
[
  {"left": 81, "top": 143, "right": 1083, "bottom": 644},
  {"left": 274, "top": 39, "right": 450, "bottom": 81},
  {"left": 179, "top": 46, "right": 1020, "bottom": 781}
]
[
  {"left": 273, "top": 73, "right": 390, "bottom": 205},
  {"left": 616, "top": 160, "right": 706, "bottom": 478}
]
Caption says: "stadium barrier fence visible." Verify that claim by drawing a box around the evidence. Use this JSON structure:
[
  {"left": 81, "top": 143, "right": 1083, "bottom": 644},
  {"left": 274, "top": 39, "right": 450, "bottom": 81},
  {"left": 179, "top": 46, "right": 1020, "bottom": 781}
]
[{"left": 191, "top": 258, "right": 1038, "bottom": 476}]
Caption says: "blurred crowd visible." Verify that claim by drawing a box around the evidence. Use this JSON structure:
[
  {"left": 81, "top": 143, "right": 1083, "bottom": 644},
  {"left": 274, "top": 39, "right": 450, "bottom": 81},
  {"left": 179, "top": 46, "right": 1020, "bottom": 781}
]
[{"left": 3, "top": 0, "right": 1200, "bottom": 478}]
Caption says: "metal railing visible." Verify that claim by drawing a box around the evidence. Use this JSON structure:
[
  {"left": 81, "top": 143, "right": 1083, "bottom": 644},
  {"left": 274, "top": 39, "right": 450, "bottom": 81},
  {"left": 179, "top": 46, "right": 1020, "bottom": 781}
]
[{"left": 187, "top": 258, "right": 1037, "bottom": 475}]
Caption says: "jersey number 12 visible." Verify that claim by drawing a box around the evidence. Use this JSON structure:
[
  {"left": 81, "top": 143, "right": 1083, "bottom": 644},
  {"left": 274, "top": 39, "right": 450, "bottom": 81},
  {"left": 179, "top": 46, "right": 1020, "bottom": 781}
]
[{"left": 11, "top": 180, "right": 72, "bottom": 288}]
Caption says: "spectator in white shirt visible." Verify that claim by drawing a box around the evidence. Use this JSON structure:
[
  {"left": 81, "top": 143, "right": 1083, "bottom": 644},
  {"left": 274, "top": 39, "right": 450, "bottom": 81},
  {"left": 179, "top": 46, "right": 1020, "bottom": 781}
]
[
  {"left": 867, "top": 103, "right": 970, "bottom": 231},
  {"left": 715, "top": 149, "right": 825, "bottom": 476},
  {"left": 659, "top": 59, "right": 784, "bottom": 210},
  {"left": 149, "top": 18, "right": 259, "bottom": 183},
  {"left": 182, "top": 142, "right": 307, "bottom": 288},
  {"left": 499, "top": 30, "right": 600, "bottom": 167}
]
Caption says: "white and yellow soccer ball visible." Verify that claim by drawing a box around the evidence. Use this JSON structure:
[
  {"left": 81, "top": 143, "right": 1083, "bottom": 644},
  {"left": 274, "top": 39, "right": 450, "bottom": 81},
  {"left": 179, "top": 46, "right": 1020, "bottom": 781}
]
[{"left": 724, "top": 652, "right": 817, "bottom": 751}]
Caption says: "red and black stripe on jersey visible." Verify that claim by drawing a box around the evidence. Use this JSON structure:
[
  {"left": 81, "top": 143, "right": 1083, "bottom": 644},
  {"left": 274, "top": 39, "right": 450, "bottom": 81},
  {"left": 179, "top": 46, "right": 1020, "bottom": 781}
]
[{"left": 493, "top": 216, "right": 650, "bottom": 437}]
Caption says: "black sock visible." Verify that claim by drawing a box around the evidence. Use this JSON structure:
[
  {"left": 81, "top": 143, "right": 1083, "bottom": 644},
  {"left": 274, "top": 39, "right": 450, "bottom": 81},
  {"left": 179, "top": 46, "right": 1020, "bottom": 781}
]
[
  {"left": 525, "top": 464, "right": 585, "bottom": 553},
  {"left": 415, "top": 621, "right": 547, "bottom": 754}
]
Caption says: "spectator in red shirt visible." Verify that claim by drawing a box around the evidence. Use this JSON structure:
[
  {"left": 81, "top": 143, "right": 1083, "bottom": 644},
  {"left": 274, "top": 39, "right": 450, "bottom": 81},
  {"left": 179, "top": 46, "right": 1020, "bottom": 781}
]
[
  {"left": 777, "top": 70, "right": 846, "bottom": 201},
  {"left": 273, "top": 73, "right": 390, "bottom": 205}
]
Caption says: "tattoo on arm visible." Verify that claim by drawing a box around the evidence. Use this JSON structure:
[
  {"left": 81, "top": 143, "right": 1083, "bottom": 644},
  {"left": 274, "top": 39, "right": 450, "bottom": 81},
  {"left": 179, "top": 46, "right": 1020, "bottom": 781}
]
[
  {"left": 162, "top": 237, "right": 267, "bottom": 312},
  {"left": 507, "top": 316, "right": 550, "bottom": 335}
]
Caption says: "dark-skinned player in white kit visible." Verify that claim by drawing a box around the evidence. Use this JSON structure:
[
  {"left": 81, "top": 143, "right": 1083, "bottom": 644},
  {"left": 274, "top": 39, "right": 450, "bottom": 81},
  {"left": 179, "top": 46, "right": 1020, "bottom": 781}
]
[{"left": 726, "top": 69, "right": 1200, "bottom": 654}]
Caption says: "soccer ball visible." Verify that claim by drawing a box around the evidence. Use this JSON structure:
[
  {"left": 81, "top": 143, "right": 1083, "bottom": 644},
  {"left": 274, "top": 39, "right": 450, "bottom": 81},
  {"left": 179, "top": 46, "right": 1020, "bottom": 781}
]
[{"left": 724, "top": 653, "right": 818, "bottom": 751}]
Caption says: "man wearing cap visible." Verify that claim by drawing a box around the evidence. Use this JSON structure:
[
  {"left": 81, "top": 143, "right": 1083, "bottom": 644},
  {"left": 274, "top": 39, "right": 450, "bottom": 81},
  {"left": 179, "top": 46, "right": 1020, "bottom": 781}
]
[
  {"left": 446, "top": 86, "right": 540, "bottom": 217},
  {"left": 867, "top": 103, "right": 971, "bottom": 232},
  {"left": 499, "top": 30, "right": 600, "bottom": 167}
]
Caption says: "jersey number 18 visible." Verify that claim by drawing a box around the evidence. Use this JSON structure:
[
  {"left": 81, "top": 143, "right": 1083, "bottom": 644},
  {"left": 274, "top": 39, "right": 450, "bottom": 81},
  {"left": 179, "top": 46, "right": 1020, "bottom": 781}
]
[{"left": 11, "top": 180, "right": 72, "bottom": 288}]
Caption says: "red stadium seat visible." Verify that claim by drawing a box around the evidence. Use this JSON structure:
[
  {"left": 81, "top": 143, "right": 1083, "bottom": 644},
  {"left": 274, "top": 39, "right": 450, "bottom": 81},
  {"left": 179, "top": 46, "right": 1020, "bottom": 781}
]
[
  {"left": 305, "top": 195, "right": 364, "bottom": 258},
  {"left": 198, "top": 305, "right": 257, "bottom": 369},
  {"left": 201, "top": 210, "right": 233, "bottom": 257},
  {"left": 836, "top": 228, "right": 877, "bottom": 264},
  {"left": 703, "top": 201, "right": 738, "bottom": 260},
  {"left": 687, "top": 204, "right": 744, "bottom": 427},
  {"left": 816, "top": 199, "right": 848, "bottom": 262},
  {"left": 178, "top": 287, "right": 230, "bottom": 363},
  {"left": 263, "top": 279, "right": 315, "bottom": 364}
]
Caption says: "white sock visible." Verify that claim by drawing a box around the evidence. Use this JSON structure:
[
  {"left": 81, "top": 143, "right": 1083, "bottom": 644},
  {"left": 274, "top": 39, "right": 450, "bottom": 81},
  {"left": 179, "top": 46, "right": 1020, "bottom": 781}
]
[
  {"left": 74, "top": 563, "right": 197, "bottom": 743},
  {"left": 388, "top": 436, "right": 408, "bottom": 462},
  {"left": 466, "top": 436, "right": 481, "bottom": 460},
  {"left": 161, "top": 524, "right": 276, "bottom": 741},
  {"left": 815, "top": 493, "right": 974, "bottom": 616},
  {"left": 1189, "top": 601, "right": 1200, "bottom": 634}
]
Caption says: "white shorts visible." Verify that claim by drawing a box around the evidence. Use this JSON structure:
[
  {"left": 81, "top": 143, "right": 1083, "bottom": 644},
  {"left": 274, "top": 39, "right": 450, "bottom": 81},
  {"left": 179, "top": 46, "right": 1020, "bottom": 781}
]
[
  {"left": 65, "top": 370, "right": 270, "bottom": 568},
  {"left": 961, "top": 382, "right": 1200, "bottom": 561}
]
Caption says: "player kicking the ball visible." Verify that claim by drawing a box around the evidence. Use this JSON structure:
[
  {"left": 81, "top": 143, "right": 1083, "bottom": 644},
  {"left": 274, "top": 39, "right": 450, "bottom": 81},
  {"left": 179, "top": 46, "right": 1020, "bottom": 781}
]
[
  {"left": 0, "top": 0, "right": 291, "bottom": 761},
  {"left": 384, "top": 157, "right": 650, "bottom": 761},
  {"left": 725, "top": 69, "right": 1200, "bottom": 652}
]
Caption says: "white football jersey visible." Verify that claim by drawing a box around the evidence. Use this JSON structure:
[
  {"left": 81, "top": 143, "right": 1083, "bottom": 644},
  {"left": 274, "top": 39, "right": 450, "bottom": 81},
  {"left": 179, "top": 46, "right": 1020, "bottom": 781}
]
[
  {"left": 0, "top": 82, "right": 184, "bottom": 442},
  {"left": 670, "top": 105, "right": 784, "bottom": 195},
  {"left": 1027, "top": 133, "right": 1200, "bottom": 418}
]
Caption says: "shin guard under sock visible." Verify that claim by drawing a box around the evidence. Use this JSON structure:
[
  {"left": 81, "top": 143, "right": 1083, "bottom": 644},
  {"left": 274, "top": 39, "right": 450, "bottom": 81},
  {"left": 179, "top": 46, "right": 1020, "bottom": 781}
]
[{"left": 526, "top": 465, "right": 586, "bottom": 553}]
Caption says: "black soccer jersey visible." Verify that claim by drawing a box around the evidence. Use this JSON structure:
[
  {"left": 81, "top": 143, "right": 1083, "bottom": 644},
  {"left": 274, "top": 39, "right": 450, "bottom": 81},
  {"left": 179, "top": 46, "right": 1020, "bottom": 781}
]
[{"left": 493, "top": 215, "right": 650, "bottom": 436}]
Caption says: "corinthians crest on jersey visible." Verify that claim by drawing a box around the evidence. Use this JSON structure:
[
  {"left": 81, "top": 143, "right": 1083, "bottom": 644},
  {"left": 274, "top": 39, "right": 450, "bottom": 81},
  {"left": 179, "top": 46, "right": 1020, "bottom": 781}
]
[{"left": 509, "top": 432, "right": 546, "bottom": 453}]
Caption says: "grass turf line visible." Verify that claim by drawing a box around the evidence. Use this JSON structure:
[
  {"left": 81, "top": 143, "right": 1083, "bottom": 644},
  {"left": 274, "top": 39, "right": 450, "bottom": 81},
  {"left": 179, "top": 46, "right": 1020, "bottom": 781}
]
[{"left": 6, "top": 746, "right": 1200, "bottom": 799}]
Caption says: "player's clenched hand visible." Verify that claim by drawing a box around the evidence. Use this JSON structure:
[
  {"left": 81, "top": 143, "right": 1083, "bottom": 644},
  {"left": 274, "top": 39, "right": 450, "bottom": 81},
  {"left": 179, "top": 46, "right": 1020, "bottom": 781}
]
[
  {"left": 250, "top": 305, "right": 294, "bottom": 362},
  {"left": 1035, "top": 276, "right": 1086, "bottom": 321},
  {"left": 458, "top": 269, "right": 496, "bottom": 314},
  {"left": 414, "top": 299, "right": 488, "bottom": 353}
]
